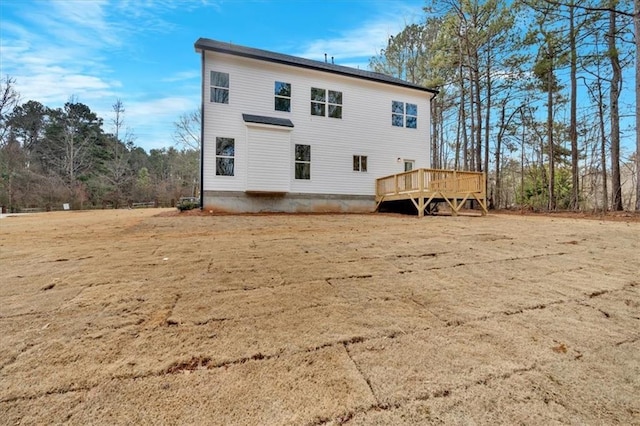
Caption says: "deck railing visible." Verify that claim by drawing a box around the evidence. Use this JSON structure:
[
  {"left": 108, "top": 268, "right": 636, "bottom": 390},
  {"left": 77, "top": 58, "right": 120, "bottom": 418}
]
[
  {"left": 375, "top": 168, "right": 487, "bottom": 216},
  {"left": 376, "top": 168, "right": 485, "bottom": 197}
]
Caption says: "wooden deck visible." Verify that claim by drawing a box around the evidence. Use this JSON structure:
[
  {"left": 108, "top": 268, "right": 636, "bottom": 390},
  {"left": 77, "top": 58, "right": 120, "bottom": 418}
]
[{"left": 375, "top": 168, "right": 487, "bottom": 217}]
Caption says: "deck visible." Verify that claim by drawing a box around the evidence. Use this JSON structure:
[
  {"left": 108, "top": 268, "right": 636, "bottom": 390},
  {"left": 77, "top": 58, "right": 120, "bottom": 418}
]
[{"left": 375, "top": 168, "right": 488, "bottom": 217}]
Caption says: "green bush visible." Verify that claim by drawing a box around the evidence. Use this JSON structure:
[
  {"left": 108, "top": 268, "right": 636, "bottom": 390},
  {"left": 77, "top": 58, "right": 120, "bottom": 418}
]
[{"left": 177, "top": 197, "right": 199, "bottom": 212}]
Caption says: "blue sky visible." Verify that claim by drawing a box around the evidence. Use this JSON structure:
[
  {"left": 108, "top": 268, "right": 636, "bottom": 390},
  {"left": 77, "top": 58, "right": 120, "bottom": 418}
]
[{"left": 1, "top": 0, "right": 425, "bottom": 152}]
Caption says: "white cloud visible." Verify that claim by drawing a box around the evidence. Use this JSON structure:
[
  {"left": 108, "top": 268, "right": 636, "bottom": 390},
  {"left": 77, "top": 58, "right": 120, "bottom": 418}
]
[
  {"left": 127, "top": 96, "right": 196, "bottom": 119},
  {"left": 0, "top": 0, "right": 192, "bottom": 151},
  {"left": 162, "top": 71, "right": 200, "bottom": 83},
  {"left": 292, "top": 2, "right": 424, "bottom": 67},
  {"left": 108, "top": 96, "right": 199, "bottom": 151}
]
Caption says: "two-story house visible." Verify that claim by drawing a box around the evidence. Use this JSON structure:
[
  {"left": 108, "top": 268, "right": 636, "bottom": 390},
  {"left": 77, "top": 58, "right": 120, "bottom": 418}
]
[{"left": 194, "top": 38, "right": 437, "bottom": 213}]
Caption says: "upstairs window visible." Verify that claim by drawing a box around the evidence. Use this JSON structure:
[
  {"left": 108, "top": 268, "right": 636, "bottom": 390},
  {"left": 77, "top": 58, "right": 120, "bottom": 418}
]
[
  {"left": 311, "top": 88, "right": 326, "bottom": 116},
  {"left": 311, "top": 87, "right": 342, "bottom": 118},
  {"left": 392, "top": 101, "right": 404, "bottom": 127},
  {"left": 406, "top": 103, "right": 417, "bottom": 128},
  {"left": 295, "top": 144, "right": 311, "bottom": 180},
  {"left": 353, "top": 155, "right": 367, "bottom": 172},
  {"left": 211, "top": 71, "right": 229, "bottom": 104},
  {"left": 275, "top": 81, "right": 291, "bottom": 112},
  {"left": 392, "top": 101, "right": 417, "bottom": 128},
  {"left": 328, "top": 90, "right": 342, "bottom": 118},
  {"left": 216, "top": 137, "right": 234, "bottom": 176}
]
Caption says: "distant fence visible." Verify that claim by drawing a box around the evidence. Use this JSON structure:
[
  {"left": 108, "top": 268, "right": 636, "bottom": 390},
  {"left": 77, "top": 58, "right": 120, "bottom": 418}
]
[
  {"left": 3, "top": 200, "right": 175, "bottom": 213},
  {"left": 130, "top": 201, "right": 156, "bottom": 209}
]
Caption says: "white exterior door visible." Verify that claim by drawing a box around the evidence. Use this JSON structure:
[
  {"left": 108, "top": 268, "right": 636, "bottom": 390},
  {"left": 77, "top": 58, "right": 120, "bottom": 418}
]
[{"left": 403, "top": 160, "right": 415, "bottom": 190}]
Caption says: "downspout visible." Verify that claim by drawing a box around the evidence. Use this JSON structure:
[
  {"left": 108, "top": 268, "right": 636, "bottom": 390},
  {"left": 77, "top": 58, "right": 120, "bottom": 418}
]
[
  {"left": 429, "top": 91, "right": 437, "bottom": 169},
  {"left": 200, "top": 50, "right": 205, "bottom": 210}
]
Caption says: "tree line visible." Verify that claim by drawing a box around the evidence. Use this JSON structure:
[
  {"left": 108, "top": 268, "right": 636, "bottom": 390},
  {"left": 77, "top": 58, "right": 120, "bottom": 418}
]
[
  {"left": 0, "top": 78, "right": 198, "bottom": 212},
  {"left": 371, "top": 0, "right": 639, "bottom": 211}
]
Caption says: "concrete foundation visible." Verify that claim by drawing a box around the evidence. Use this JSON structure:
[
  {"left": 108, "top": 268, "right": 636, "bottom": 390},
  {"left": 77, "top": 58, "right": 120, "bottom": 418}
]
[{"left": 202, "top": 191, "right": 375, "bottom": 213}]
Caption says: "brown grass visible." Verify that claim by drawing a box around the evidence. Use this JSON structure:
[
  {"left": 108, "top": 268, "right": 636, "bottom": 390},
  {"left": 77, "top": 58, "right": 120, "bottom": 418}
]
[{"left": 1, "top": 209, "right": 638, "bottom": 424}]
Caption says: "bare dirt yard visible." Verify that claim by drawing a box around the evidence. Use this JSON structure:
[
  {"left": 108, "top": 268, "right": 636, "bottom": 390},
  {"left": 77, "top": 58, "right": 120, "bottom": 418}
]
[{"left": 1, "top": 209, "right": 639, "bottom": 425}]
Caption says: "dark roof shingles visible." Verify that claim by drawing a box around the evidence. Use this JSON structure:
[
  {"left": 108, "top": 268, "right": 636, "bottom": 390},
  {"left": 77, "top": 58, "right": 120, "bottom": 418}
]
[{"left": 242, "top": 114, "right": 294, "bottom": 128}]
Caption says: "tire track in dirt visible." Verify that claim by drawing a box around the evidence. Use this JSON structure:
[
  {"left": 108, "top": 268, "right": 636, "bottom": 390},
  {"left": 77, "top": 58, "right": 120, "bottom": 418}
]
[
  {"left": 0, "top": 343, "right": 36, "bottom": 372},
  {"left": 342, "top": 343, "right": 379, "bottom": 407},
  {"left": 308, "top": 364, "right": 541, "bottom": 425},
  {"left": 2, "top": 280, "right": 635, "bottom": 406},
  {"left": 422, "top": 251, "right": 568, "bottom": 271}
]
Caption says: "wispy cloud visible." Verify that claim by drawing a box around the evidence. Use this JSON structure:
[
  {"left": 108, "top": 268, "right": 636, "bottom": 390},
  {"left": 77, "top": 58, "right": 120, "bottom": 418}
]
[
  {"left": 162, "top": 71, "right": 200, "bottom": 83},
  {"left": 100, "top": 96, "right": 199, "bottom": 150},
  {"left": 292, "top": 2, "right": 424, "bottom": 67},
  {"left": 0, "top": 0, "right": 204, "bottom": 151}
]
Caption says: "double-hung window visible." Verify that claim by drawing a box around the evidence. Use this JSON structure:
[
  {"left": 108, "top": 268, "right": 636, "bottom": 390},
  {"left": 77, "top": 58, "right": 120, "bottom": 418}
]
[
  {"left": 211, "top": 71, "right": 229, "bottom": 104},
  {"left": 328, "top": 90, "right": 342, "bottom": 118},
  {"left": 405, "top": 103, "right": 417, "bottom": 128},
  {"left": 216, "top": 137, "right": 234, "bottom": 176},
  {"left": 295, "top": 144, "right": 311, "bottom": 180},
  {"left": 392, "top": 101, "right": 417, "bottom": 128},
  {"left": 311, "top": 88, "right": 326, "bottom": 116},
  {"left": 311, "top": 87, "right": 342, "bottom": 118},
  {"left": 275, "top": 81, "right": 291, "bottom": 112},
  {"left": 353, "top": 155, "right": 367, "bottom": 172}
]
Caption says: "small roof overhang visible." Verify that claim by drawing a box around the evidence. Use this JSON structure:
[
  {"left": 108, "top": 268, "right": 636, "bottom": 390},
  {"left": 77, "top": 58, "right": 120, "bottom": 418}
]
[{"left": 242, "top": 114, "right": 294, "bottom": 128}]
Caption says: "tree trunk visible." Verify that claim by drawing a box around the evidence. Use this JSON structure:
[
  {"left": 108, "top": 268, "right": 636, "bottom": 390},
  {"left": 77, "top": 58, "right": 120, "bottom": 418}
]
[
  {"left": 608, "top": 6, "right": 623, "bottom": 211},
  {"left": 431, "top": 97, "right": 439, "bottom": 168},
  {"left": 495, "top": 101, "right": 505, "bottom": 208},
  {"left": 547, "top": 40, "right": 556, "bottom": 211},
  {"left": 569, "top": 2, "right": 579, "bottom": 210},
  {"left": 468, "top": 67, "right": 476, "bottom": 171},
  {"left": 597, "top": 79, "right": 608, "bottom": 212},
  {"left": 459, "top": 59, "right": 469, "bottom": 171},
  {"left": 484, "top": 44, "right": 491, "bottom": 192},
  {"left": 635, "top": 0, "right": 640, "bottom": 210},
  {"left": 521, "top": 111, "right": 525, "bottom": 209},
  {"left": 474, "top": 58, "right": 483, "bottom": 172}
]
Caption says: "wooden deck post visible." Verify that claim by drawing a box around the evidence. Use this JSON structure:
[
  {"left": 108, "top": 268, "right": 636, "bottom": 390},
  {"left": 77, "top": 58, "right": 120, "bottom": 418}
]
[
  {"left": 482, "top": 172, "right": 487, "bottom": 215},
  {"left": 418, "top": 170, "right": 425, "bottom": 217},
  {"left": 453, "top": 170, "right": 458, "bottom": 193}
]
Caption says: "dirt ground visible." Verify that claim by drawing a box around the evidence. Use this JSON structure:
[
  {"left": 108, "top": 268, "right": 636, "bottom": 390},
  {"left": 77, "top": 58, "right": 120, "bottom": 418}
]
[{"left": 1, "top": 208, "right": 638, "bottom": 425}]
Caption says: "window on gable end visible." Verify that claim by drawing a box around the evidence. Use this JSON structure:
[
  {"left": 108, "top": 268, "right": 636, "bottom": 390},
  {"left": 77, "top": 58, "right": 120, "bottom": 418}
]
[{"left": 211, "top": 71, "right": 229, "bottom": 104}]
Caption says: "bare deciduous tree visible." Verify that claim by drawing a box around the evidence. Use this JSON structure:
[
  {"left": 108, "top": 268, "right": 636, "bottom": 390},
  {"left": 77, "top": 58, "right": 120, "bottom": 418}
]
[
  {"left": 173, "top": 110, "right": 201, "bottom": 151},
  {"left": 0, "top": 76, "right": 20, "bottom": 145}
]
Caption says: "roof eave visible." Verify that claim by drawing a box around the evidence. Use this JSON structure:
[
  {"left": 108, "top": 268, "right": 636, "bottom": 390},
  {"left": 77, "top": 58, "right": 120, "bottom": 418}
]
[{"left": 195, "top": 38, "right": 438, "bottom": 96}]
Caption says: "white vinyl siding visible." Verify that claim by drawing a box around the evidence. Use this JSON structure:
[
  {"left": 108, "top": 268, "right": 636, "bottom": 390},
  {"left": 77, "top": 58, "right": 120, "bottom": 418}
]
[
  {"left": 246, "top": 126, "right": 291, "bottom": 192},
  {"left": 201, "top": 51, "right": 433, "bottom": 196}
]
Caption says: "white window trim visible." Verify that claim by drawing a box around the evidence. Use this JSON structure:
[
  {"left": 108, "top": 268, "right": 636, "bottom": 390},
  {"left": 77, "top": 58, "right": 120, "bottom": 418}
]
[
  {"left": 215, "top": 137, "right": 235, "bottom": 176},
  {"left": 353, "top": 155, "right": 368, "bottom": 172},
  {"left": 210, "top": 71, "right": 229, "bottom": 104}
]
